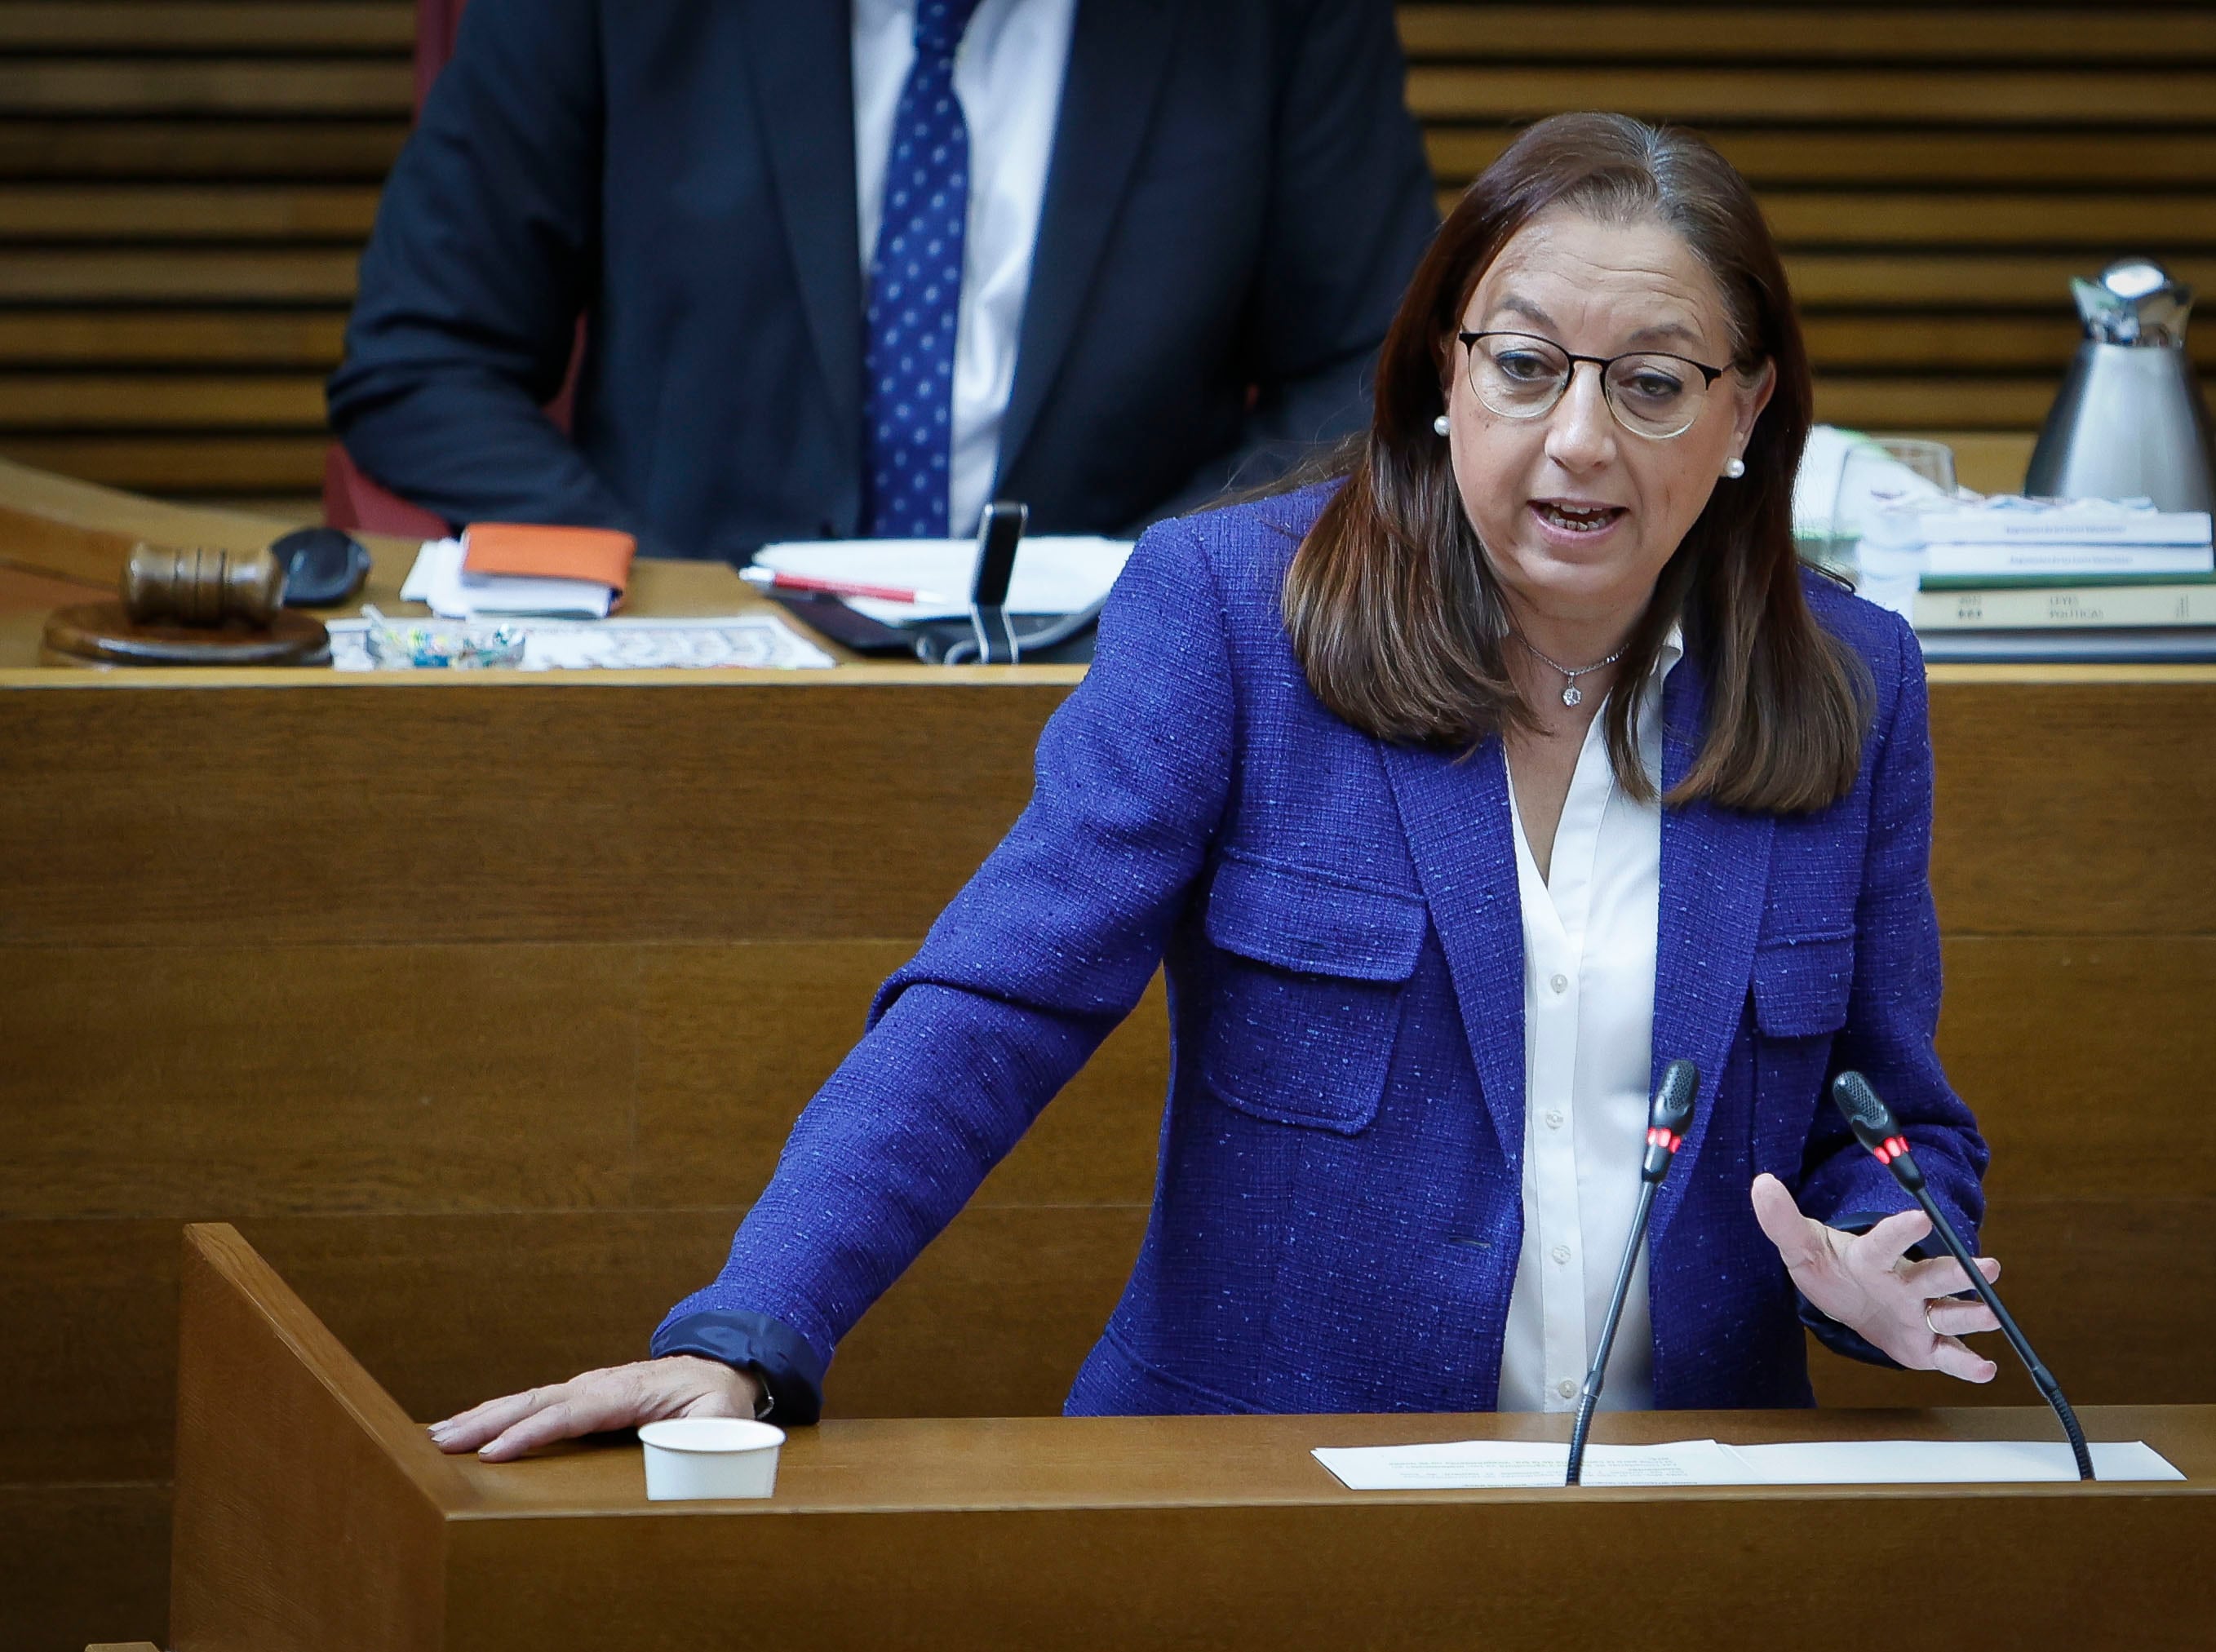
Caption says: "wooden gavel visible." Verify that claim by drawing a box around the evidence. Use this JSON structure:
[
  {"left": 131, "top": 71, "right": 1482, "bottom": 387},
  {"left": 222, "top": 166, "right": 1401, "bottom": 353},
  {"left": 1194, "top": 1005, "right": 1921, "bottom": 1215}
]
[{"left": 122, "top": 543, "right": 285, "bottom": 628}]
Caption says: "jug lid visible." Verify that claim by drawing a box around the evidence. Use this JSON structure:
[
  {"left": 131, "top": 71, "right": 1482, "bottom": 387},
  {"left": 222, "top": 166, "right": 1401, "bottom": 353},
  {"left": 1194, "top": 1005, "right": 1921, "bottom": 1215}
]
[{"left": 2073, "top": 258, "right": 2194, "bottom": 345}]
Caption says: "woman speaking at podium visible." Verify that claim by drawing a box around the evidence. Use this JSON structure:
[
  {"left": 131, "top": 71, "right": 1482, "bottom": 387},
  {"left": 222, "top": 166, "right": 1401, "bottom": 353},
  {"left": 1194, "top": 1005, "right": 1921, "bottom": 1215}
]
[{"left": 436, "top": 114, "right": 2000, "bottom": 1459}]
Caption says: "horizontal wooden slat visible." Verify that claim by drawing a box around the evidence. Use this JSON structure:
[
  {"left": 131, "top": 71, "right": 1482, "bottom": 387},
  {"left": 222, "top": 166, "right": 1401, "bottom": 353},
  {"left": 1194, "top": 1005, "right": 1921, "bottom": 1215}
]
[
  {"left": 1427, "top": 126, "right": 2216, "bottom": 188},
  {"left": 0, "top": 941, "right": 1168, "bottom": 1220},
  {"left": 0, "top": 184, "right": 379, "bottom": 238},
  {"left": 1407, "top": 65, "right": 2216, "bottom": 125},
  {"left": 0, "top": 119, "right": 406, "bottom": 180},
  {"left": 0, "top": 434, "right": 327, "bottom": 490},
  {"left": 1930, "top": 676, "right": 2216, "bottom": 934},
  {"left": 0, "top": 374, "right": 326, "bottom": 428},
  {"left": 2, "top": 931, "right": 2194, "bottom": 1222},
  {"left": 1866, "top": 375, "right": 2216, "bottom": 431},
  {"left": 1763, "top": 191, "right": 2216, "bottom": 246},
  {"left": 0, "top": 310, "right": 347, "bottom": 366},
  {"left": 0, "top": 1482, "right": 169, "bottom": 1652},
  {"left": 0, "top": 2, "right": 413, "bottom": 53},
  {"left": 1815, "top": 378, "right": 2072, "bottom": 431},
  {"left": 0, "top": 248, "right": 357, "bottom": 301},
  {"left": 0, "top": 61, "right": 411, "bottom": 117},
  {"left": 1432, "top": 185, "right": 2216, "bottom": 246},
  {"left": 1785, "top": 251, "right": 2216, "bottom": 307},
  {"left": 1398, "top": 6, "right": 2216, "bottom": 64},
  {"left": 1802, "top": 314, "right": 2216, "bottom": 372},
  {"left": 2, "top": 675, "right": 2208, "bottom": 944}
]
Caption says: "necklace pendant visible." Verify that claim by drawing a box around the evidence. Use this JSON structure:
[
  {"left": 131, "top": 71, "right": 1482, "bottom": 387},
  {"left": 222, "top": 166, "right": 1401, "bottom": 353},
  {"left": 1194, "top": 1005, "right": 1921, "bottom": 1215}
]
[{"left": 1562, "top": 683, "right": 1582, "bottom": 707}]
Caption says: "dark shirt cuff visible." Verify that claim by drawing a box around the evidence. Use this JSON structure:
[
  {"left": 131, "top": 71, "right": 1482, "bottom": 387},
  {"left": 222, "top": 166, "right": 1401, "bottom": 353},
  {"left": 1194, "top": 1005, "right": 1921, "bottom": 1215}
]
[{"left": 650, "top": 1309, "right": 827, "bottom": 1426}]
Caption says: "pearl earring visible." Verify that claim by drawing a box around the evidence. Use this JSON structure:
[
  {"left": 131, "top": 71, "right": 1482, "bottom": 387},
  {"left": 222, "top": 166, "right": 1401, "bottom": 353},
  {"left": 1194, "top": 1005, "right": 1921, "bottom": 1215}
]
[
  {"left": 1432, "top": 414, "right": 1451, "bottom": 436},
  {"left": 1724, "top": 457, "right": 1746, "bottom": 479}
]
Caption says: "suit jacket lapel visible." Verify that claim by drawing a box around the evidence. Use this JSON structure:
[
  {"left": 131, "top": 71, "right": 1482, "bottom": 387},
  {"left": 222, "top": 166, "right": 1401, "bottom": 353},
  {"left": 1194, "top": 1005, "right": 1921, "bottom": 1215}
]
[
  {"left": 1382, "top": 739, "right": 1527, "bottom": 1175},
  {"left": 1647, "top": 655, "right": 1774, "bottom": 1247},
  {"left": 995, "top": 0, "right": 1176, "bottom": 489},
  {"left": 739, "top": 0, "right": 864, "bottom": 487}
]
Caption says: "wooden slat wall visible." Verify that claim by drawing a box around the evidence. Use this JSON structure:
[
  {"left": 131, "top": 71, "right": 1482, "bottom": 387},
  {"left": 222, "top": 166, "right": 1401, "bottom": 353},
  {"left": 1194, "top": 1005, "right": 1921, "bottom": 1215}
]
[
  {"left": 0, "top": 2, "right": 409, "bottom": 516},
  {"left": 0, "top": 3, "right": 2211, "bottom": 513},
  {"left": 1404, "top": 2, "right": 2216, "bottom": 436}
]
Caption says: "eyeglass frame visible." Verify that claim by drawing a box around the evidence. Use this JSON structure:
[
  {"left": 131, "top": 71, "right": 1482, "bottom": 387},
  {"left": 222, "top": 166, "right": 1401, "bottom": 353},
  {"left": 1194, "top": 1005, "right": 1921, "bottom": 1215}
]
[{"left": 1454, "top": 330, "right": 1730, "bottom": 440}]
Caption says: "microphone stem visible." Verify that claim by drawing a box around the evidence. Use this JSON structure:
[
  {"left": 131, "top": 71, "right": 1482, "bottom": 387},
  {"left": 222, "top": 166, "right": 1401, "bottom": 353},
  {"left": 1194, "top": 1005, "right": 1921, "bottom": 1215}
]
[
  {"left": 1908, "top": 1184, "right": 2094, "bottom": 1481},
  {"left": 1566, "top": 1180, "right": 1656, "bottom": 1486}
]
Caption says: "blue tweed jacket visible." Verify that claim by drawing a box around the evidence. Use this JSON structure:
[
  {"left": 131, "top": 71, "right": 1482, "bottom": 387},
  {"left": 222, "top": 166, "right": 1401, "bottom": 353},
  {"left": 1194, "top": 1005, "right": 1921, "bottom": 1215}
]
[{"left": 655, "top": 485, "right": 1988, "bottom": 1420}]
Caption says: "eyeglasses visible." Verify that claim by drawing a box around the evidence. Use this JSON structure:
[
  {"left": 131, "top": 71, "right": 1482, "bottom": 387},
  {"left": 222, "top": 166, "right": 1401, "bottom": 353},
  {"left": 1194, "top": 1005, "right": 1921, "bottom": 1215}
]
[{"left": 1456, "top": 330, "right": 1728, "bottom": 440}]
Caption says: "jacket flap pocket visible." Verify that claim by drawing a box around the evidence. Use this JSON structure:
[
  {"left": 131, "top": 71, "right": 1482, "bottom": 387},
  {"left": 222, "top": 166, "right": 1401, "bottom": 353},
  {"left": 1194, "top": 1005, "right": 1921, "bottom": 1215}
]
[
  {"left": 1752, "top": 932, "right": 1855, "bottom": 1038},
  {"left": 1204, "top": 852, "right": 1427, "bottom": 982}
]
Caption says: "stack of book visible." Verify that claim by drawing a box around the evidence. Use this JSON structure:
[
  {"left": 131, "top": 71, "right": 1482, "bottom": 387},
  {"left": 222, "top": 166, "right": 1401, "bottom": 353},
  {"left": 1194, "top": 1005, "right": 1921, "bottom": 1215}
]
[{"left": 1858, "top": 496, "right": 2216, "bottom": 662}]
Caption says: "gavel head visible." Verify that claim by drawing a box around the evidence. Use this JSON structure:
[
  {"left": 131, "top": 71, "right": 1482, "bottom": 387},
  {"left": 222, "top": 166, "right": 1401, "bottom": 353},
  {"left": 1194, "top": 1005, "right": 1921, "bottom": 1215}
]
[{"left": 122, "top": 543, "right": 286, "bottom": 628}]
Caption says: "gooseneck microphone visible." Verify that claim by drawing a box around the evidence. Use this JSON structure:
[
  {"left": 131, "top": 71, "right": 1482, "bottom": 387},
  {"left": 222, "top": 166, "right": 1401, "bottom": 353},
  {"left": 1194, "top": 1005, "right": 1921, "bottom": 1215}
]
[
  {"left": 1565, "top": 1058, "right": 1698, "bottom": 1486},
  {"left": 1829, "top": 1071, "right": 2094, "bottom": 1481}
]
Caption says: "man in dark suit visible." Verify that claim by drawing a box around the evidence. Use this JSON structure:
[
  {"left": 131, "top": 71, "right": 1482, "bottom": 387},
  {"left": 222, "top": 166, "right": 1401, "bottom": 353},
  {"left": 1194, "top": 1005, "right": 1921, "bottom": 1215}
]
[{"left": 326, "top": 0, "right": 1438, "bottom": 561}]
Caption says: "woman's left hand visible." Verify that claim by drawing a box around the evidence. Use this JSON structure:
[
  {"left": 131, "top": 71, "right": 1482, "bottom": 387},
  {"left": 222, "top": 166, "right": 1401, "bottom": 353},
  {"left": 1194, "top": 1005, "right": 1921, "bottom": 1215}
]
[{"left": 1750, "top": 1173, "right": 2001, "bottom": 1382}]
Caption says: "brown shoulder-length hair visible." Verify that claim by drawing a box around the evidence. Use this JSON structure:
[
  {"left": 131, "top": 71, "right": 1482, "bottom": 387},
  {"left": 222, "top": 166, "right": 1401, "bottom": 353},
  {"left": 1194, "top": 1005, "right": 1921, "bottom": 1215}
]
[{"left": 1283, "top": 111, "right": 1869, "bottom": 813}]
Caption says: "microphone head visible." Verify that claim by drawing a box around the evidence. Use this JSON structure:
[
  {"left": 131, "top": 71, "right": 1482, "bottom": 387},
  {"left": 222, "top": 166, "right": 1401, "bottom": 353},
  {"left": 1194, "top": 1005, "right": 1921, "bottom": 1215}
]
[
  {"left": 1640, "top": 1059, "right": 1699, "bottom": 1182},
  {"left": 1831, "top": 1070, "right": 1924, "bottom": 1189},
  {"left": 1650, "top": 1058, "right": 1698, "bottom": 1136},
  {"left": 1828, "top": 1070, "right": 1896, "bottom": 1154}
]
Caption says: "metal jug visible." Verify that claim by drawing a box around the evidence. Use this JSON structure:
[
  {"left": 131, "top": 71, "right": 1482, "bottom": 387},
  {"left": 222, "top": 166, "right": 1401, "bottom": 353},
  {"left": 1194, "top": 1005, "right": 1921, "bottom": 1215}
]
[{"left": 2025, "top": 258, "right": 2215, "bottom": 512}]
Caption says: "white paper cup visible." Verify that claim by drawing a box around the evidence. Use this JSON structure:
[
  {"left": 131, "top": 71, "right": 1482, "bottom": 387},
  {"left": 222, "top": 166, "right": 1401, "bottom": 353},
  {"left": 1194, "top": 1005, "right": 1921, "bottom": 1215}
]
[{"left": 638, "top": 1417, "right": 785, "bottom": 1501}]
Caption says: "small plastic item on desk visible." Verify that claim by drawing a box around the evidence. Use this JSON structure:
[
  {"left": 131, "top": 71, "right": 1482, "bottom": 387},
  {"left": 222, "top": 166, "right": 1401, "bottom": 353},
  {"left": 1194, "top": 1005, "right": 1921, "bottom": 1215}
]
[
  {"left": 271, "top": 525, "right": 372, "bottom": 607},
  {"left": 637, "top": 1417, "right": 784, "bottom": 1501},
  {"left": 360, "top": 605, "right": 525, "bottom": 669}
]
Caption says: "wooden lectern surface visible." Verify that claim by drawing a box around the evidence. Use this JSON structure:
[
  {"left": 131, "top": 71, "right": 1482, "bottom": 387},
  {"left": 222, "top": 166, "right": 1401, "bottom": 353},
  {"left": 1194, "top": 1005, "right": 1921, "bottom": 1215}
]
[{"left": 175, "top": 1224, "right": 2215, "bottom": 1652}]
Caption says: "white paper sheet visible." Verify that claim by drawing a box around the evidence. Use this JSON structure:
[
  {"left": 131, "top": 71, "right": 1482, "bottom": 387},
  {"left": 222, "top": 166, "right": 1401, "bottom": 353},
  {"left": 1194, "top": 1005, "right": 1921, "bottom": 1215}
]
[
  {"left": 1311, "top": 1436, "right": 2184, "bottom": 1490},
  {"left": 1312, "top": 1438, "right": 1760, "bottom": 1490},
  {"left": 401, "top": 538, "right": 617, "bottom": 620},
  {"left": 329, "top": 614, "right": 835, "bottom": 672},
  {"left": 754, "top": 535, "right": 1133, "bottom": 623},
  {"left": 1729, "top": 1439, "right": 2183, "bottom": 1485}
]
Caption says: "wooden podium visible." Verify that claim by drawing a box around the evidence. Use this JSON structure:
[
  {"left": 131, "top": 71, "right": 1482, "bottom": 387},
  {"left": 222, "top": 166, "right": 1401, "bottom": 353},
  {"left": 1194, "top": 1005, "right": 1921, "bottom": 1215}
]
[{"left": 171, "top": 1224, "right": 2213, "bottom": 1650}]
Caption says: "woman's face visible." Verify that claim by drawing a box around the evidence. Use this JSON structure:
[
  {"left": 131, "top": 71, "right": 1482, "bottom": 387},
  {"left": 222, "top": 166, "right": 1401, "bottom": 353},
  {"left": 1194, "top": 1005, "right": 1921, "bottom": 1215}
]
[{"left": 1443, "top": 207, "right": 1775, "bottom": 633}]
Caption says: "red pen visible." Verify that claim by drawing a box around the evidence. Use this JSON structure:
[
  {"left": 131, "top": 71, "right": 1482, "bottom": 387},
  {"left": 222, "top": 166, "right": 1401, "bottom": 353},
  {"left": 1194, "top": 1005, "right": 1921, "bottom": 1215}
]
[{"left": 741, "top": 566, "right": 951, "bottom": 605}]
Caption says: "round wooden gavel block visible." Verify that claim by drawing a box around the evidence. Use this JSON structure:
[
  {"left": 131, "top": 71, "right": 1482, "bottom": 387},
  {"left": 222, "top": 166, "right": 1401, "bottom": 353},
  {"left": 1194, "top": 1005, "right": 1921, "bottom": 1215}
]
[{"left": 122, "top": 543, "right": 286, "bottom": 628}]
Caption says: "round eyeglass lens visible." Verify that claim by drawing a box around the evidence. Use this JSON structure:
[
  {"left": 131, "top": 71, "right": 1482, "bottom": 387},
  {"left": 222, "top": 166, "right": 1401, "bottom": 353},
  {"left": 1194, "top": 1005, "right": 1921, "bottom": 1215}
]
[
  {"left": 1603, "top": 354, "right": 1707, "bottom": 438},
  {"left": 1465, "top": 333, "right": 1712, "bottom": 438},
  {"left": 1467, "top": 334, "right": 1569, "bottom": 419}
]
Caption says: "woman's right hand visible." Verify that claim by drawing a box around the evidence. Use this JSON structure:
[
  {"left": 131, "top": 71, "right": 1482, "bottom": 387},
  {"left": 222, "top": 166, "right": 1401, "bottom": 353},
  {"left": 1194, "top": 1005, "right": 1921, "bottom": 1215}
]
[{"left": 428, "top": 1355, "right": 763, "bottom": 1462}]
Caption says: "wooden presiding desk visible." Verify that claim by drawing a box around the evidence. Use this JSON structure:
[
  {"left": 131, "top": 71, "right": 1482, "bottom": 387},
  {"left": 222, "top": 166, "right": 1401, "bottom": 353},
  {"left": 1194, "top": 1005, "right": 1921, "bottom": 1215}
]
[
  {"left": 175, "top": 1222, "right": 2214, "bottom": 1650},
  {"left": 1, "top": 456, "right": 2212, "bottom": 1649}
]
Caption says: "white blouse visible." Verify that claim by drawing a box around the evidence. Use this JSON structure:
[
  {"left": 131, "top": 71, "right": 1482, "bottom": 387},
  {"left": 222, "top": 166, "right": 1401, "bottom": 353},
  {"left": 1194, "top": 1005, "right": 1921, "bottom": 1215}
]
[{"left": 1496, "top": 627, "right": 1683, "bottom": 1412}]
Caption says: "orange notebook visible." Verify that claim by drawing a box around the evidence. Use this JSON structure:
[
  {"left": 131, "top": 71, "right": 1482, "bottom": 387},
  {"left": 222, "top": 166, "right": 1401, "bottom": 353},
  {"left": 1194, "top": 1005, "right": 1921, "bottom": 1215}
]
[{"left": 462, "top": 523, "right": 636, "bottom": 596}]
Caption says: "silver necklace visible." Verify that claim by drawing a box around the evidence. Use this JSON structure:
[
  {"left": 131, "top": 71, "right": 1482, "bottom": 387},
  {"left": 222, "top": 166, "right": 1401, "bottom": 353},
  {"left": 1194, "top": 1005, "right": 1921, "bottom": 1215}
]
[{"left": 1518, "top": 636, "right": 1628, "bottom": 707}]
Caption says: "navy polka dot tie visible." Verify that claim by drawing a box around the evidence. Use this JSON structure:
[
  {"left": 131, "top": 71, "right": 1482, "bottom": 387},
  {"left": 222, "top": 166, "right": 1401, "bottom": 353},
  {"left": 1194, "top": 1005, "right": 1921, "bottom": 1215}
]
[{"left": 862, "top": 0, "right": 986, "bottom": 538}]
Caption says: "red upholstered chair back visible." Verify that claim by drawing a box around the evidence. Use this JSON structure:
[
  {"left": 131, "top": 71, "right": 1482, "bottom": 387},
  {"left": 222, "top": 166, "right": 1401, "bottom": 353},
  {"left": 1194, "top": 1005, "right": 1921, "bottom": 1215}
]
[
  {"left": 416, "top": 0, "right": 470, "bottom": 113},
  {"left": 327, "top": 0, "right": 582, "bottom": 538}
]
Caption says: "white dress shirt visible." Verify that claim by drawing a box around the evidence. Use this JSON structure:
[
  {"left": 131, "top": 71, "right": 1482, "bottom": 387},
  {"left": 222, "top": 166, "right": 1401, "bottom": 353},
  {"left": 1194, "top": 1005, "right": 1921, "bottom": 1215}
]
[
  {"left": 1496, "top": 627, "right": 1684, "bottom": 1413},
  {"left": 852, "top": 0, "right": 1077, "bottom": 536}
]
